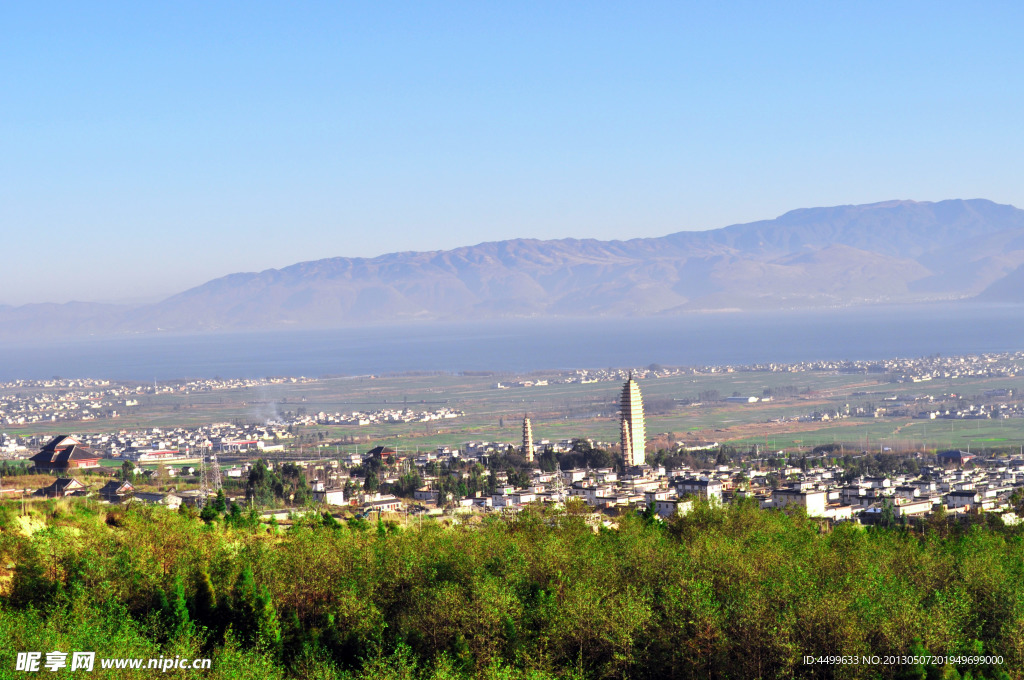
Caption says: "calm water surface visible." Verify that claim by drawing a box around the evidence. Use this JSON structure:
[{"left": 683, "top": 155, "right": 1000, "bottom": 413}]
[{"left": 1, "top": 305, "right": 1022, "bottom": 381}]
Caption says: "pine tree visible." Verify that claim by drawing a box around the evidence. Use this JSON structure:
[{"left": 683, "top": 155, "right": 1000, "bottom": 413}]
[
  {"left": 230, "top": 567, "right": 256, "bottom": 642},
  {"left": 199, "top": 504, "right": 218, "bottom": 524},
  {"left": 229, "top": 566, "right": 281, "bottom": 655},
  {"left": 192, "top": 570, "right": 218, "bottom": 632},
  {"left": 164, "top": 575, "right": 194, "bottom": 640},
  {"left": 253, "top": 585, "right": 282, "bottom": 656}
]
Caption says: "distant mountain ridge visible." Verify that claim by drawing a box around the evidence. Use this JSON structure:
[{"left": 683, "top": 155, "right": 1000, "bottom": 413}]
[{"left": 5, "top": 198, "right": 1024, "bottom": 338}]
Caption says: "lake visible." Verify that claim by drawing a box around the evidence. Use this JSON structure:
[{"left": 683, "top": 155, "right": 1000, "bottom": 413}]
[{"left": 1, "top": 304, "right": 1023, "bottom": 381}]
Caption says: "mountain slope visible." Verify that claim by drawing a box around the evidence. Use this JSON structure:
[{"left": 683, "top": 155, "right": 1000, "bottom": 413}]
[
  {"left": 976, "top": 262, "right": 1024, "bottom": 302},
  {"left": 3, "top": 198, "right": 1024, "bottom": 338}
]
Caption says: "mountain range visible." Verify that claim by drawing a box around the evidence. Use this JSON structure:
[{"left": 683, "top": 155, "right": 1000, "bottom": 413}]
[{"left": 5, "top": 198, "right": 1024, "bottom": 339}]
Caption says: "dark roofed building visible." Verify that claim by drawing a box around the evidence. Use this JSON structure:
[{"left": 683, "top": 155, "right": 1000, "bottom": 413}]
[
  {"left": 98, "top": 480, "right": 135, "bottom": 503},
  {"left": 937, "top": 450, "right": 975, "bottom": 466},
  {"left": 366, "top": 445, "right": 397, "bottom": 460},
  {"left": 34, "top": 477, "right": 87, "bottom": 498},
  {"left": 30, "top": 436, "right": 101, "bottom": 474}
]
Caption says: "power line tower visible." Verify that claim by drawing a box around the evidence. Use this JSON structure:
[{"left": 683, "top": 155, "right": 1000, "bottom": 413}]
[
  {"left": 197, "top": 444, "right": 223, "bottom": 506},
  {"left": 197, "top": 446, "right": 210, "bottom": 507},
  {"left": 549, "top": 468, "right": 566, "bottom": 505},
  {"left": 209, "top": 450, "right": 222, "bottom": 492}
]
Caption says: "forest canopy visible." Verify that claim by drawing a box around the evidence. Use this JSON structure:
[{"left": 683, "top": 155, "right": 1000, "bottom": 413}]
[{"left": 0, "top": 498, "right": 1021, "bottom": 679}]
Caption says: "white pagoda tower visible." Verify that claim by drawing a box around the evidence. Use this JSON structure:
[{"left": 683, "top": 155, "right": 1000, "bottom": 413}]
[
  {"left": 522, "top": 415, "right": 535, "bottom": 462},
  {"left": 620, "top": 375, "right": 646, "bottom": 466}
]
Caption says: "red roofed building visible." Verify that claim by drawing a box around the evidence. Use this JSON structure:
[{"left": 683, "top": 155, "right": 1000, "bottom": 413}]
[{"left": 30, "top": 435, "right": 101, "bottom": 474}]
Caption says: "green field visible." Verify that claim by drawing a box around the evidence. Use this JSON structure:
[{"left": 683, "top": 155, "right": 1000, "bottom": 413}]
[{"left": 6, "top": 369, "right": 1024, "bottom": 455}]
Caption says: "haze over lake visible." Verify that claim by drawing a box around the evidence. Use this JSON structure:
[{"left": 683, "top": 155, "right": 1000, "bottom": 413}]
[{"left": 1, "top": 304, "right": 1021, "bottom": 382}]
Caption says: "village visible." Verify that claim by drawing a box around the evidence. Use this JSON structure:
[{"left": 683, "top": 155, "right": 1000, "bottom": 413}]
[
  {"left": 3, "top": 350, "right": 1022, "bottom": 429},
  {"left": 3, "top": 351, "right": 1024, "bottom": 526},
  {"left": 0, "top": 375, "right": 315, "bottom": 426},
  {"left": 3, "top": 388, "right": 1023, "bottom": 529}
]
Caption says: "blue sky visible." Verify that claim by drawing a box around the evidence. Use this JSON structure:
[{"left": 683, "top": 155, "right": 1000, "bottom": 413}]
[{"left": 2, "top": 2, "right": 1023, "bottom": 305}]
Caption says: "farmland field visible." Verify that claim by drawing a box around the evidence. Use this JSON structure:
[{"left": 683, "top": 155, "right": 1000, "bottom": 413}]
[{"left": 6, "top": 364, "right": 1024, "bottom": 456}]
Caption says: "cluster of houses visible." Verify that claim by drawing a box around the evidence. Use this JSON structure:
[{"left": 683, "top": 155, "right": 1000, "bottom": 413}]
[
  {"left": 289, "top": 447, "right": 1024, "bottom": 526},
  {"left": 0, "top": 384, "right": 126, "bottom": 425},
  {"left": 634, "top": 453, "right": 1024, "bottom": 525},
  {"left": 868, "top": 354, "right": 1023, "bottom": 383},
  {"left": 773, "top": 351, "right": 1024, "bottom": 380},
  {"left": 0, "top": 375, "right": 314, "bottom": 426},
  {"left": 176, "top": 376, "right": 315, "bottom": 393},
  {"left": 7, "top": 428, "right": 1024, "bottom": 530},
  {"left": 522, "top": 351, "right": 1024, "bottom": 385},
  {"left": 384, "top": 453, "right": 1024, "bottom": 526},
  {"left": 32, "top": 477, "right": 189, "bottom": 510},
  {"left": 493, "top": 367, "right": 673, "bottom": 390},
  {"left": 302, "top": 406, "right": 464, "bottom": 427},
  {"left": 222, "top": 438, "right": 1024, "bottom": 526},
  {"left": 10, "top": 435, "right": 229, "bottom": 508},
  {"left": 289, "top": 433, "right": 1024, "bottom": 524},
  {"left": 462, "top": 438, "right": 614, "bottom": 456},
  {"left": 0, "top": 432, "right": 27, "bottom": 455},
  {"left": 788, "top": 389, "right": 1023, "bottom": 425},
  {"left": 6, "top": 423, "right": 294, "bottom": 464}
]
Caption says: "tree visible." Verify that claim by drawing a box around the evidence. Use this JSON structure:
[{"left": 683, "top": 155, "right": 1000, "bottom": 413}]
[
  {"left": 292, "top": 478, "right": 312, "bottom": 506},
  {"left": 231, "top": 567, "right": 281, "bottom": 655},
  {"left": 191, "top": 570, "right": 218, "bottom": 632},
  {"left": 344, "top": 478, "right": 360, "bottom": 500},
  {"left": 1010, "top": 488, "right": 1024, "bottom": 516},
  {"left": 537, "top": 447, "right": 558, "bottom": 472},
  {"left": 199, "top": 504, "right": 218, "bottom": 524},
  {"left": 246, "top": 459, "right": 278, "bottom": 506},
  {"left": 879, "top": 497, "right": 897, "bottom": 528},
  {"left": 164, "top": 575, "right": 194, "bottom": 640},
  {"left": 253, "top": 585, "right": 282, "bottom": 654}
]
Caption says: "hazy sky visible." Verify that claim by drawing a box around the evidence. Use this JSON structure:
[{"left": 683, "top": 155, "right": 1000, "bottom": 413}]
[{"left": 3, "top": 2, "right": 1023, "bottom": 305}]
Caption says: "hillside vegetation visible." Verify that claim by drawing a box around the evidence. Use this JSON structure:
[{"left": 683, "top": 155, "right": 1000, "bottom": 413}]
[{"left": 0, "top": 499, "right": 1021, "bottom": 679}]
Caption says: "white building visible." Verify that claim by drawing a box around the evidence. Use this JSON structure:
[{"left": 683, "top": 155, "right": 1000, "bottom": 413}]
[
  {"left": 651, "top": 498, "right": 693, "bottom": 518},
  {"left": 772, "top": 488, "right": 827, "bottom": 517},
  {"left": 312, "top": 481, "right": 346, "bottom": 506},
  {"left": 676, "top": 478, "right": 723, "bottom": 503}
]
